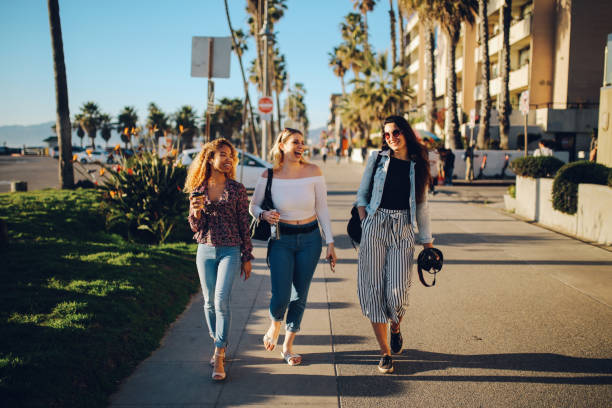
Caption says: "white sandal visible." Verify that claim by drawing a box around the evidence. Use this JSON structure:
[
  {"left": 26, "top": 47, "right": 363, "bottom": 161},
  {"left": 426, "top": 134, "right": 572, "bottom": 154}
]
[
  {"left": 212, "top": 353, "right": 226, "bottom": 381},
  {"left": 263, "top": 330, "right": 279, "bottom": 351},
  {"left": 280, "top": 351, "right": 302, "bottom": 366}
]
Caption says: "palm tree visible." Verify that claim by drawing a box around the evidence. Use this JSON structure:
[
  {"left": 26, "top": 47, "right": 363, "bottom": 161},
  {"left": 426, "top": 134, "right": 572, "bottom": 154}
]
[
  {"left": 476, "top": 0, "right": 491, "bottom": 149},
  {"left": 73, "top": 113, "right": 85, "bottom": 148},
  {"left": 397, "top": 1, "right": 406, "bottom": 67},
  {"left": 328, "top": 45, "right": 348, "bottom": 96},
  {"left": 117, "top": 106, "right": 139, "bottom": 149},
  {"left": 146, "top": 103, "right": 169, "bottom": 141},
  {"left": 499, "top": 0, "right": 512, "bottom": 149},
  {"left": 273, "top": 48, "right": 287, "bottom": 131},
  {"left": 432, "top": 0, "right": 478, "bottom": 149},
  {"left": 47, "top": 0, "right": 73, "bottom": 188},
  {"left": 223, "top": 2, "right": 260, "bottom": 156},
  {"left": 206, "top": 98, "right": 244, "bottom": 143},
  {"left": 174, "top": 105, "right": 198, "bottom": 149},
  {"left": 284, "top": 83, "right": 309, "bottom": 134},
  {"left": 340, "top": 13, "right": 366, "bottom": 78},
  {"left": 352, "top": 0, "right": 377, "bottom": 57},
  {"left": 338, "top": 92, "right": 369, "bottom": 143},
  {"left": 99, "top": 113, "right": 112, "bottom": 148},
  {"left": 78, "top": 102, "right": 101, "bottom": 149},
  {"left": 399, "top": 0, "right": 438, "bottom": 133},
  {"left": 389, "top": 0, "right": 397, "bottom": 66}
]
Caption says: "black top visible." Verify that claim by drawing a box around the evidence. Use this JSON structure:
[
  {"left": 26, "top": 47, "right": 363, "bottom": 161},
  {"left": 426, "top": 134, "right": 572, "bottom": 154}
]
[{"left": 379, "top": 157, "right": 411, "bottom": 210}]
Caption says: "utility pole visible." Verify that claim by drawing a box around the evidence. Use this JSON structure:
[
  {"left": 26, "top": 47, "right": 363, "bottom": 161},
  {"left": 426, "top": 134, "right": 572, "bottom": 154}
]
[{"left": 259, "top": 0, "right": 272, "bottom": 160}]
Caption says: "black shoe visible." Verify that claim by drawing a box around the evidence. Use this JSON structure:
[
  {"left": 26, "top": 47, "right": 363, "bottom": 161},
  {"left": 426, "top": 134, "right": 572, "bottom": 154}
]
[
  {"left": 378, "top": 355, "right": 394, "bottom": 373},
  {"left": 390, "top": 330, "right": 403, "bottom": 354}
]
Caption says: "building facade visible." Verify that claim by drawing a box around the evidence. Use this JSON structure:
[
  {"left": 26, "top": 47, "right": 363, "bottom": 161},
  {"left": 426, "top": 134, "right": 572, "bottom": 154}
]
[{"left": 405, "top": 0, "right": 612, "bottom": 157}]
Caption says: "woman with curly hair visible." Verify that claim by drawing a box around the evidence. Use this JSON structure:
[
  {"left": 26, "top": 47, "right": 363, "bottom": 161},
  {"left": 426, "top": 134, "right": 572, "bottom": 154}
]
[
  {"left": 184, "top": 138, "right": 253, "bottom": 381},
  {"left": 250, "top": 128, "right": 337, "bottom": 366},
  {"left": 355, "top": 116, "right": 434, "bottom": 374}
]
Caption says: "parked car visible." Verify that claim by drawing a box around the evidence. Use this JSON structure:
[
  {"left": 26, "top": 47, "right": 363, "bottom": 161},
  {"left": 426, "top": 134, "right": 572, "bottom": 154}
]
[
  {"left": 74, "top": 149, "right": 110, "bottom": 164},
  {"left": 177, "top": 148, "right": 271, "bottom": 190}
]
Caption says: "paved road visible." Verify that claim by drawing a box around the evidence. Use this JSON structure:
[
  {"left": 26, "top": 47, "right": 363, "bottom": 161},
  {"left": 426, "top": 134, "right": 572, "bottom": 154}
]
[
  {"left": 5, "top": 156, "right": 611, "bottom": 406},
  {"left": 108, "top": 159, "right": 612, "bottom": 407}
]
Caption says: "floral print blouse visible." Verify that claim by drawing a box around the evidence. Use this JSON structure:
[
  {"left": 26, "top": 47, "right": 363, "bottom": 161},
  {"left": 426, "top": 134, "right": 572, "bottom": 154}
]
[{"left": 188, "top": 179, "right": 254, "bottom": 263}]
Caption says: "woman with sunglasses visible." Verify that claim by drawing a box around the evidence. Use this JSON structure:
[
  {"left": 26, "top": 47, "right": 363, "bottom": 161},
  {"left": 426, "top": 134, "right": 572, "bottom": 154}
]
[
  {"left": 250, "top": 128, "right": 337, "bottom": 366},
  {"left": 355, "top": 116, "right": 434, "bottom": 374}
]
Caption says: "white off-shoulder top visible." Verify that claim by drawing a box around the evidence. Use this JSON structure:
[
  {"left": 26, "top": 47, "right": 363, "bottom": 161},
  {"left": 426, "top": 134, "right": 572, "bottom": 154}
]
[{"left": 249, "top": 175, "right": 334, "bottom": 244}]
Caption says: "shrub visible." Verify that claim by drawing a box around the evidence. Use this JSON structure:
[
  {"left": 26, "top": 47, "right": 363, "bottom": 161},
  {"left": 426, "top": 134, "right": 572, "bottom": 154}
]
[
  {"left": 552, "top": 160, "right": 610, "bottom": 215},
  {"left": 101, "top": 152, "right": 188, "bottom": 244},
  {"left": 609, "top": 168, "right": 612, "bottom": 187},
  {"left": 507, "top": 184, "right": 516, "bottom": 198},
  {"left": 510, "top": 156, "right": 565, "bottom": 178}
]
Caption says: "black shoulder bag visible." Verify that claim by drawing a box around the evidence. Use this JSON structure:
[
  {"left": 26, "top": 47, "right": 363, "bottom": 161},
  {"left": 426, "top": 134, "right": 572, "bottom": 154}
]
[
  {"left": 347, "top": 152, "right": 382, "bottom": 247},
  {"left": 250, "top": 168, "right": 274, "bottom": 241}
]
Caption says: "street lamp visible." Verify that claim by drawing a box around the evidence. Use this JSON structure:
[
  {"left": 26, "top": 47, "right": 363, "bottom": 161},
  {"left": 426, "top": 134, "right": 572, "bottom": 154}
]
[{"left": 258, "top": 0, "right": 274, "bottom": 160}]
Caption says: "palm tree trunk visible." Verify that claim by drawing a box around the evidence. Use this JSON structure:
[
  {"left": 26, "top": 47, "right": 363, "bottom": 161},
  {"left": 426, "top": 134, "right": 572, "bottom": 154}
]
[
  {"left": 363, "top": 11, "right": 370, "bottom": 56},
  {"left": 275, "top": 89, "right": 282, "bottom": 131},
  {"left": 477, "top": 0, "right": 491, "bottom": 149},
  {"left": 341, "top": 76, "right": 346, "bottom": 96},
  {"left": 424, "top": 21, "right": 436, "bottom": 133},
  {"left": 499, "top": 0, "right": 512, "bottom": 149},
  {"left": 445, "top": 30, "right": 461, "bottom": 149},
  {"left": 389, "top": 0, "right": 397, "bottom": 67},
  {"left": 398, "top": 3, "right": 405, "bottom": 67},
  {"left": 47, "top": 0, "right": 74, "bottom": 189},
  {"left": 225, "top": 0, "right": 259, "bottom": 156}
]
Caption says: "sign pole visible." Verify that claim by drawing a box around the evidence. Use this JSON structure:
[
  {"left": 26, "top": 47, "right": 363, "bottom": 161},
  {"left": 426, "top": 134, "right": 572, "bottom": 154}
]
[
  {"left": 206, "top": 38, "right": 214, "bottom": 143},
  {"left": 524, "top": 113, "right": 528, "bottom": 157}
]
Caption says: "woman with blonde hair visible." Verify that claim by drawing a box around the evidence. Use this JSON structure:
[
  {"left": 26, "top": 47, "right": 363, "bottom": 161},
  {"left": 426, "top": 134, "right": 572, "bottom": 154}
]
[
  {"left": 185, "top": 137, "right": 253, "bottom": 381},
  {"left": 250, "top": 128, "right": 337, "bottom": 366}
]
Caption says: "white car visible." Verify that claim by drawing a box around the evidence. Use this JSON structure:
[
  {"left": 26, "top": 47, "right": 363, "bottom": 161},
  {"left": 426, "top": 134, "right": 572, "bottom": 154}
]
[
  {"left": 75, "top": 150, "right": 110, "bottom": 164},
  {"left": 178, "top": 147, "right": 272, "bottom": 190}
]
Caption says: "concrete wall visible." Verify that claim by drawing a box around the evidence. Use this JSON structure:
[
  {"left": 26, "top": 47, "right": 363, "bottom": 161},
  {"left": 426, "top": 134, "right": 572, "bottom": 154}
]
[
  {"left": 598, "top": 86, "right": 612, "bottom": 167},
  {"left": 511, "top": 176, "right": 612, "bottom": 245}
]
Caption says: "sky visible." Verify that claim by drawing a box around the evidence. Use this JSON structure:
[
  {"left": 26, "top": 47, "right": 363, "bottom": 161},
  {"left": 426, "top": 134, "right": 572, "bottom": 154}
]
[{"left": 0, "top": 0, "right": 396, "bottom": 132}]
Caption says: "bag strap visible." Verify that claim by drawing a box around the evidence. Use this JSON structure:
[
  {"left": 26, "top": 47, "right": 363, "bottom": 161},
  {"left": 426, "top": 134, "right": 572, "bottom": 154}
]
[
  {"left": 264, "top": 168, "right": 273, "bottom": 200},
  {"left": 366, "top": 151, "right": 383, "bottom": 203}
]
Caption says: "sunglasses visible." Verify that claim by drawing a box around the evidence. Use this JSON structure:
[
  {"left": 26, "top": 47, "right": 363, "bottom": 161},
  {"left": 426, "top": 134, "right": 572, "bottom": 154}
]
[{"left": 384, "top": 129, "right": 402, "bottom": 139}]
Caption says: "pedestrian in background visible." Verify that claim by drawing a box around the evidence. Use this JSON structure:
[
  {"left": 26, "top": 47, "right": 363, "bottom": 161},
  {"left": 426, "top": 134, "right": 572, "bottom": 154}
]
[
  {"left": 443, "top": 148, "right": 455, "bottom": 185},
  {"left": 347, "top": 145, "right": 353, "bottom": 163},
  {"left": 335, "top": 145, "right": 342, "bottom": 164},
  {"left": 250, "top": 128, "right": 337, "bottom": 366},
  {"left": 361, "top": 145, "right": 368, "bottom": 165},
  {"left": 355, "top": 116, "right": 434, "bottom": 374},
  {"left": 185, "top": 138, "right": 253, "bottom": 381},
  {"left": 464, "top": 144, "right": 474, "bottom": 182},
  {"left": 533, "top": 139, "right": 554, "bottom": 157}
]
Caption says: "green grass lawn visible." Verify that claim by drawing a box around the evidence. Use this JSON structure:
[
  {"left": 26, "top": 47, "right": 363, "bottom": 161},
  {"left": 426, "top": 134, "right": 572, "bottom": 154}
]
[{"left": 0, "top": 189, "right": 199, "bottom": 408}]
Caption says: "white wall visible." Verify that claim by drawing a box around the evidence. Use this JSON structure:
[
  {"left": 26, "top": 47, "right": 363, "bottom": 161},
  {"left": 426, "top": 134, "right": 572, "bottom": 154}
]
[{"left": 577, "top": 184, "right": 612, "bottom": 245}]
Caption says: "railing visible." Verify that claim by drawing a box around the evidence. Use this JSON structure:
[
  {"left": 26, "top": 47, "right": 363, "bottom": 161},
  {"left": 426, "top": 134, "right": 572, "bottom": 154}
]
[
  {"left": 475, "top": 14, "right": 532, "bottom": 62},
  {"left": 408, "top": 59, "right": 419, "bottom": 74}
]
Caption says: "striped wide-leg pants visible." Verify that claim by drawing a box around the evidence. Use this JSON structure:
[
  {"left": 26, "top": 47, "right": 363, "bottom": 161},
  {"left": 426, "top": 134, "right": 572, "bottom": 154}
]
[{"left": 357, "top": 208, "right": 415, "bottom": 324}]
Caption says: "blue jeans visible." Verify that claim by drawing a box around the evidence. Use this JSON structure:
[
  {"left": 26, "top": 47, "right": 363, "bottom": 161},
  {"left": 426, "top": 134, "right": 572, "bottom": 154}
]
[
  {"left": 196, "top": 244, "right": 241, "bottom": 348},
  {"left": 268, "top": 221, "right": 322, "bottom": 332}
]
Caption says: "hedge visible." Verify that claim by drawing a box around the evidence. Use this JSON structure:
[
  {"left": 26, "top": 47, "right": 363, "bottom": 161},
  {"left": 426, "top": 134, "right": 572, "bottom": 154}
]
[
  {"left": 510, "top": 156, "right": 565, "bottom": 178},
  {"left": 552, "top": 160, "right": 610, "bottom": 214},
  {"left": 609, "top": 168, "right": 612, "bottom": 187}
]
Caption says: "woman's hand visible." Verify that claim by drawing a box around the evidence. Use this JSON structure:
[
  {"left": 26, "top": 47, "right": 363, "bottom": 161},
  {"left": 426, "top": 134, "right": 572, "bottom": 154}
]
[
  {"left": 241, "top": 260, "right": 252, "bottom": 281},
  {"left": 190, "top": 196, "right": 205, "bottom": 218},
  {"left": 262, "top": 210, "right": 280, "bottom": 224},
  {"left": 422, "top": 242, "right": 434, "bottom": 249},
  {"left": 357, "top": 206, "right": 367, "bottom": 221},
  {"left": 326, "top": 243, "right": 337, "bottom": 273}
]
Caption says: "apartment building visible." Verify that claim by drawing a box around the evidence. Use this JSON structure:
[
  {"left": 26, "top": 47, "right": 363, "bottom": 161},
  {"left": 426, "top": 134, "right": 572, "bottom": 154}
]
[{"left": 405, "top": 0, "right": 612, "bottom": 157}]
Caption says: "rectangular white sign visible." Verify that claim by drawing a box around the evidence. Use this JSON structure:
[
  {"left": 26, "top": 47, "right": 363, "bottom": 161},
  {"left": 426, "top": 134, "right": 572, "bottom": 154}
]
[{"left": 191, "top": 36, "right": 231, "bottom": 78}]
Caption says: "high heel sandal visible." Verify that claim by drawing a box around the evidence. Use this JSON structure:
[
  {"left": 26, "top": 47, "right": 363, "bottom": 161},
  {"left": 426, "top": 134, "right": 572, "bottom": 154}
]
[{"left": 211, "top": 352, "right": 226, "bottom": 381}]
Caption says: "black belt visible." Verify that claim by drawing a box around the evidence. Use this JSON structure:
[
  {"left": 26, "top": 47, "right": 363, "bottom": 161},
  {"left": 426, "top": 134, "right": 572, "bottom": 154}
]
[{"left": 279, "top": 223, "right": 318, "bottom": 235}]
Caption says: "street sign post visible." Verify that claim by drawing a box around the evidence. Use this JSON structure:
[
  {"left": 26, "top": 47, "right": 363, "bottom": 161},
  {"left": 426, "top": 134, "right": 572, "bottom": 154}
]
[
  {"left": 519, "top": 90, "right": 530, "bottom": 157},
  {"left": 258, "top": 96, "right": 273, "bottom": 121},
  {"left": 191, "top": 36, "right": 231, "bottom": 142}
]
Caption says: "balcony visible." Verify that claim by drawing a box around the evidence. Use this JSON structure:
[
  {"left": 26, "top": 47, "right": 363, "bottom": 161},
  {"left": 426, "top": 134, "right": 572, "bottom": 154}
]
[
  {"left": 408, "top": 35, "right": 420, "bottom": 54},
  {"left": 509, "top": 63, "right": 529, "bottom": 91},
  {"left": 455, "top": 57, "right": 463, "bottom": 73},
  {"left": 408, "top": 59, "right": 419, "bottom": 74},
  {"left": 475, "top": 15, "right": 532, "bottom": 62},
  {"left": 487, "top": 0, "right": 504, "bottom": 15}
]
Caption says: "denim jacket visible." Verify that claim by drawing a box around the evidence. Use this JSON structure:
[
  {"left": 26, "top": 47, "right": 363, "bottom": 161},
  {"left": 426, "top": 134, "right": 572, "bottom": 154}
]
[{"left": 355, "top": 150, "right": 433, "bottom": 244}]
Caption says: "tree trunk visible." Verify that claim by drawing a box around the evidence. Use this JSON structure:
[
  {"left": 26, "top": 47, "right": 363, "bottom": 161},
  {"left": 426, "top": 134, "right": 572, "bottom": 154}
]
[
  {"left": 477, "top": 0, "right": 491, "bottom": 149},
  {"left": 389, "top": 0, "right": 397, "bottom": 67},
  {"left": 445, "top": 30, "right": 461, "bottom": 149},
  {"left": 225, "top": 0, "right": 259, "bottom": 156},
  {"left": 275, "top": 89, "right": 282, "bottom": 132},
  {"left": 341, "top": 76, "right": 346, "bottom": 96},
  {"left": 398, "top": 3, "right": 405, "bottom": 67},
  {"left": 363, "top": 12, "right": 370, "bottom": 56},
  {"left": 47, "top": 0, "right": 74, "bottom": 189},
  {"left": 499, "top": 0, "right": 512, "bottom": 149},
  {"left": 424, "top": 21, "right": 436, "bottom": 133}
]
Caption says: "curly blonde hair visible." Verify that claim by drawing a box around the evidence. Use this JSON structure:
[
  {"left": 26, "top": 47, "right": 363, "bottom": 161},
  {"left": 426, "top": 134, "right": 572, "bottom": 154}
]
[
  {"left": 184, "top": 138, "right": 237, "bottom": 193},
  {"left": 270, "top": 128, "right": 308, "bottom": 169}
]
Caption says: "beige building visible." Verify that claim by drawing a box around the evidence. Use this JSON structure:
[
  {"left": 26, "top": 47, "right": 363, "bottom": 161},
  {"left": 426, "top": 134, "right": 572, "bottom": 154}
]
[{"left": 405, "top": 0, "right": 612, "bottom": 158}]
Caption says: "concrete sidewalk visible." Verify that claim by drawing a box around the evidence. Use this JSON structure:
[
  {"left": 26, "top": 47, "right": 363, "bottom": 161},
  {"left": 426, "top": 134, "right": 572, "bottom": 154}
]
[{"left": 110, "top": 159, "right": 612, "bottom": 407}]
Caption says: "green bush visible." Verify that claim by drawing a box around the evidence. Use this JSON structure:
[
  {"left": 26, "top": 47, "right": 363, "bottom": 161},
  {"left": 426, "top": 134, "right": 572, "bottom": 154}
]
[
  {"left": 608, "top": 168, "right": 612, "bottom": 187},
  {"left": 101, "top": 152, "right": 188, "bottom": 244},
  {"left": 510, "top": 156, "right": 565, "bottom": 178},
  {"left": 507, "top": 184, "right": 516, "bottom": 198},
  {"left": 552, "top": 160, "right": 610, "bottom": 214}
]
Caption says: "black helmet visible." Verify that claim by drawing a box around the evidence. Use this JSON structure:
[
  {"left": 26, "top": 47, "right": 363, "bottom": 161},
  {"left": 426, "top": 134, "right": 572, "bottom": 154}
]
[{"left": 417, "top": 247, "right": 443, "bottom": 287}]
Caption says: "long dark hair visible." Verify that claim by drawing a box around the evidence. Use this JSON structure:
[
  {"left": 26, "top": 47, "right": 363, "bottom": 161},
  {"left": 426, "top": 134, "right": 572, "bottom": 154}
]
[{"left": 382, "top": 115, "right": 430, "bottom": 203}]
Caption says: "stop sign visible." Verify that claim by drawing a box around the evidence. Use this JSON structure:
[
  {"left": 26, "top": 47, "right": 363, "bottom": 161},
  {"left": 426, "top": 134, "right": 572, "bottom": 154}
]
[{"left": 258, "top": 96, "right": 274, "bottom": 114}]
